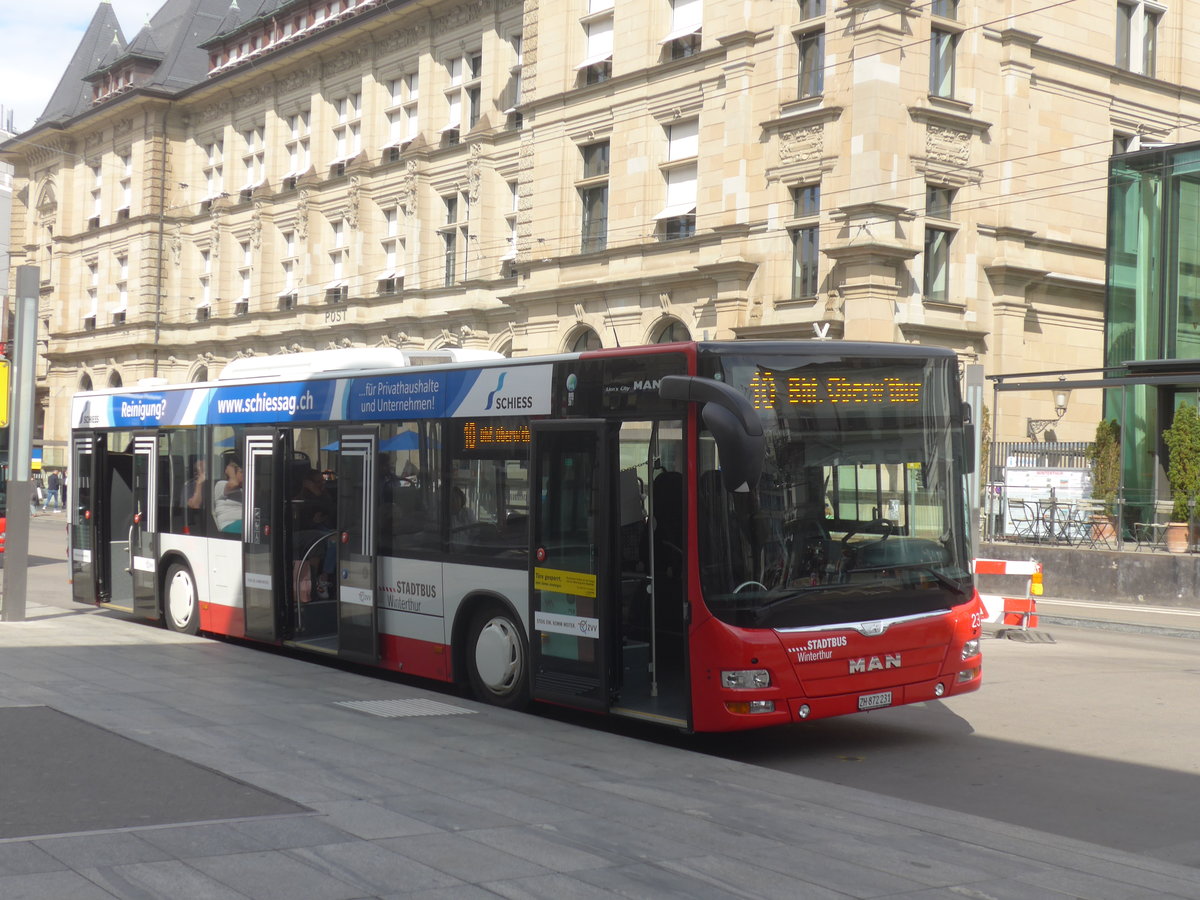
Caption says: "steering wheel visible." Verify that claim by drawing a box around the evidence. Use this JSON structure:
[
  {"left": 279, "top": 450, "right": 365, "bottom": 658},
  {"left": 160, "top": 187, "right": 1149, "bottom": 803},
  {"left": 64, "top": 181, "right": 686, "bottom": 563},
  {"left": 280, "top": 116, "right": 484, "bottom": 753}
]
[
  {"left": 733, "top": 580, "right": 767, "bottom": 593},
  {"left": 838, "top": 518, "right": 894, "bottom": 580},
  {"left": 840, "top": 517, "right": 894, "bottom": 547}
]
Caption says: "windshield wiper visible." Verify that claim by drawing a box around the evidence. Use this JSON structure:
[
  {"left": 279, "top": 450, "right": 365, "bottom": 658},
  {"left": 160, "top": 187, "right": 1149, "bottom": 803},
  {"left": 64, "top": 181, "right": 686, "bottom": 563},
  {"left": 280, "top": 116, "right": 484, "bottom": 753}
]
[{"left": 896, "top": 564, "right": 967, "bottom": 597}]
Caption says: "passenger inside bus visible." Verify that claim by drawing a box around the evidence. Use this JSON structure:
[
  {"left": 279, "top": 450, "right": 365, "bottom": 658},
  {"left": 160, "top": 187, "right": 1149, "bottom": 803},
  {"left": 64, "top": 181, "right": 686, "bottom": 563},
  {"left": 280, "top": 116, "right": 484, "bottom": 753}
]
[
  {"left": 292, "top": 464, "right": 337, "bottom": 605},
  {"left": 651, "top": 468, "right": 685, "bottom": 638},
  {"left": 450, "top": 486, "right": 475, "bottom": 527},
  {"left": 212, "top": 454, "right": 244, "bottom": 534},
  {"left": 184, "top": 457, "right": 206, "bottom": 532}
]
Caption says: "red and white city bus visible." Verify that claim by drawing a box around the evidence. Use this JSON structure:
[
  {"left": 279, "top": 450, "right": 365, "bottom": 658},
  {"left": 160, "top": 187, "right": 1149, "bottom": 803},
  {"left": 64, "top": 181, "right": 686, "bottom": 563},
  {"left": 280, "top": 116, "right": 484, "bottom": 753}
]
[{"left": 68, "top": 340, "right": 984, "bottom": 732}]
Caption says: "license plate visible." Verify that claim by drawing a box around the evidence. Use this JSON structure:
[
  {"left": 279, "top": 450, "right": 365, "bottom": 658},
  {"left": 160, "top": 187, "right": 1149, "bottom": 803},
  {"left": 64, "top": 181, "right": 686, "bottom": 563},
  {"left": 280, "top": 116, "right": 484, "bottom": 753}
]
[{"left": 858, "top": 691, "right": 893, "bottom": 711}]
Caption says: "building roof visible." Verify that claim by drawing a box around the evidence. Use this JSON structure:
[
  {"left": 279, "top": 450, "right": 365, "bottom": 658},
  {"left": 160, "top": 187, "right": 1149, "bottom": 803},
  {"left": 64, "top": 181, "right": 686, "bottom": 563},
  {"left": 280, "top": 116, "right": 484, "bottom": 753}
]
[
  {"left": 38, "top": 3, "right": 126, "bottom": 125},
  {"left": 38, "top": 0, "right": 235, "bottom": 125}
]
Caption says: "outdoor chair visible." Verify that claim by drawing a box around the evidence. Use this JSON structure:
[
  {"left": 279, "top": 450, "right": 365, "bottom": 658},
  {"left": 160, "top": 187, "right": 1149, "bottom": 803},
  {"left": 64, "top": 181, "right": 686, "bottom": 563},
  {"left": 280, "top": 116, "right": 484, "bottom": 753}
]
[
  {"left": 1134, "top": 500, "right": 1174, "bottom": 552},
  {"left": 1006, "top": 499, "right": 1039, "bottom": 541}
]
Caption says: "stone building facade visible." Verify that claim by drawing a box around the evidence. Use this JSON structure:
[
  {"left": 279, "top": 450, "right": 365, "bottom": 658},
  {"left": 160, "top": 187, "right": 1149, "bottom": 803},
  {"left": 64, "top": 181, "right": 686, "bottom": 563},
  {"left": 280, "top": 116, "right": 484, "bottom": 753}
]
[{"left": 3, "top": 0, "right": 1198, "bottom": 465}]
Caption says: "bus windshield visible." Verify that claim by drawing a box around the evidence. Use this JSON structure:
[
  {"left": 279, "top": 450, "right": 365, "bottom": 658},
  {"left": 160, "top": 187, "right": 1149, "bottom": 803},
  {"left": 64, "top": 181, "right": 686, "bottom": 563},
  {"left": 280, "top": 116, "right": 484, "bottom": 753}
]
[{"left": 696, "top": 351, "right": 972, "bottom": 630}]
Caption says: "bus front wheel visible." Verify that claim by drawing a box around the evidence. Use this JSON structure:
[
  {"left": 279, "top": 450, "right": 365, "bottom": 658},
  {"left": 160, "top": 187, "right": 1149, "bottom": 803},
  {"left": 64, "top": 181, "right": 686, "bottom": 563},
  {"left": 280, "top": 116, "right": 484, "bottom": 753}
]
[
  {"left": 164, "top": 563, "right": 200, "bottom": 636},
  {"left": 466, "top": 605, "right": 530, "bottom": 709}
]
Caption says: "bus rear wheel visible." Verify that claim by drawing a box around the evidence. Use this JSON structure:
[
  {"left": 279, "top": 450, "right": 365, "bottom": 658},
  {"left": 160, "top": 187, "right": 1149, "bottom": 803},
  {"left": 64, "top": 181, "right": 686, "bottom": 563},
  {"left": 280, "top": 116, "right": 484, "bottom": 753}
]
[
  {"left": 164, "top": 563, "right": 200, "bottom": 635},
  {"left": 466, "top": 605, "right": 529, "bottom": 709}
]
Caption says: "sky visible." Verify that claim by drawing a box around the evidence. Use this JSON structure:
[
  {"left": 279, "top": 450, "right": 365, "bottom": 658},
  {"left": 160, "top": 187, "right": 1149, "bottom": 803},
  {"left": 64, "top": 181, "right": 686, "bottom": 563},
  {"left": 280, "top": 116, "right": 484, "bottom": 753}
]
[{"left": 0, "top": 0, "right": 166, "bottom": 135}]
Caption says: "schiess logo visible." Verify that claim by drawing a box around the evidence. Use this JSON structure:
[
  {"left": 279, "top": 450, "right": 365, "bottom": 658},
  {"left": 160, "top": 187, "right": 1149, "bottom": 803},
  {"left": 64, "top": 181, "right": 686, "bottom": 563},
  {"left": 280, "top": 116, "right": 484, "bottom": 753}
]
[{"left": 484, "top": 372, "right": 534, "bottom": 411}]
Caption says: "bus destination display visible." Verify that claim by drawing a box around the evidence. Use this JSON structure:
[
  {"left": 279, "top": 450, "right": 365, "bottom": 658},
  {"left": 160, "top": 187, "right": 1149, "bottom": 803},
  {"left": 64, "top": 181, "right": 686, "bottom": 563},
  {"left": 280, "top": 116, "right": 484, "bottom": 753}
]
[{"left": 748, "top": 370, "right": 923, "bottom": 410}]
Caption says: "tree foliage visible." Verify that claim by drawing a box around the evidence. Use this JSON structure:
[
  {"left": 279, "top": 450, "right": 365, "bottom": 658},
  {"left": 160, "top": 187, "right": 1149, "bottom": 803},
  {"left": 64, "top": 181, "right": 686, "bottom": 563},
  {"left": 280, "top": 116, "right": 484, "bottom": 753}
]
[
  {"left": 1085, "top": 418, "right": 1120, "bottom": 515},
  {"left": 1163, "top": 402, "right": 1200, "bottom": 522}
]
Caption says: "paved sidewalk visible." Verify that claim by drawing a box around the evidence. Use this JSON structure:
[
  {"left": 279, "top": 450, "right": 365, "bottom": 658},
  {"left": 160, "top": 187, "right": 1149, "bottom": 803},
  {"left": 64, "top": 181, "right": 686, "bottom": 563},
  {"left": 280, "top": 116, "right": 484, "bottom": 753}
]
[{"left": 1, "top": 605, "right": 1199, "bottom": 900}]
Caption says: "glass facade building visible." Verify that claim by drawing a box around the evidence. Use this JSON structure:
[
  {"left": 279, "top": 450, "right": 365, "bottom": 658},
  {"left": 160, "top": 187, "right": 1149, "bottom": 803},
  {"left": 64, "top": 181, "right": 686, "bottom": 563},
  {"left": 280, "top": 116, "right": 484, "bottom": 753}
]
[{"left": 1106, "top": 142, "right": 1200, "bottom": 518}]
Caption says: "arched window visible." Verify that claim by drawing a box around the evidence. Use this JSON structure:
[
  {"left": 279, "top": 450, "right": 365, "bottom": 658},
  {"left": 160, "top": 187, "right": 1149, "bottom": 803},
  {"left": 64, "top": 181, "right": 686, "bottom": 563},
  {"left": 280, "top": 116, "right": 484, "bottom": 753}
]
[
  {"left": 653, "top": 320, "right": 690, "bottom": 344},
  {"left": 79, "top": 374, "right": 93, "bottom": 392},
  {"left": 569, "top": 328, "right": 602, "bottom": 353},
  {"left": 192, "top": 365, "right": 209, "bottom": 383},
  {"left": 108, "top": 371, "right": 123, "bottom": 388},
  {"left": 494, "top": 341, "right": 513, "bottom": 359}
]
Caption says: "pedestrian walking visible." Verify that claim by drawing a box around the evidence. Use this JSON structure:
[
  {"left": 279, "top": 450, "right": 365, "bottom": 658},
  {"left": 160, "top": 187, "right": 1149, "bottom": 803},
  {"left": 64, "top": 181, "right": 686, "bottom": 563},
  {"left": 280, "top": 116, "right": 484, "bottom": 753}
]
[
  {"left": 59, "top": 471, "right": 67, "bottom": 509},
  {"left": 44, "top": 470, "right": 61, "bottom": 510}
]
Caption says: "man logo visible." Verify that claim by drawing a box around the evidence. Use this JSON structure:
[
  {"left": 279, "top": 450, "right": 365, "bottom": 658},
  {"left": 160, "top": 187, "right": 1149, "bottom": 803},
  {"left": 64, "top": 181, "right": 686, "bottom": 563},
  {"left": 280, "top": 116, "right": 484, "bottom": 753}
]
[{"left": 848, "top": 654, "right": 901, "bottom": 674}]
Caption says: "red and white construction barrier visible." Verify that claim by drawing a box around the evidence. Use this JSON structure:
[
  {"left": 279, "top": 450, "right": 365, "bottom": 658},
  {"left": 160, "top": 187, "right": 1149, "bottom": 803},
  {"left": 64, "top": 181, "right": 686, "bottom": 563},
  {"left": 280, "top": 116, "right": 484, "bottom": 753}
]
[{"left": 974, "top": 557, "right": 1042, "bottom": 628}]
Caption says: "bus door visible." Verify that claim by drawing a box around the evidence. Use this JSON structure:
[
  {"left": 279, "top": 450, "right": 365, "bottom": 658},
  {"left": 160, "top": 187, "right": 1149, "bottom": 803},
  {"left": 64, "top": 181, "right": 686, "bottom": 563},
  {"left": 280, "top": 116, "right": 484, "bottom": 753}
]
[
  {"left": 128, "top": 435, "right": 160, "bottom": 619},
  {"left": 529, "top": 420, "right": 618, "bottom": 711},
  {"left": 336, "top": 431, "right": 378, "bottom": 663},
  {"left": 70, "top": 434, "right": 100, "bottom": 606},
  {"left": 243, "top": 432, "right": 284, "bottom": 641}
]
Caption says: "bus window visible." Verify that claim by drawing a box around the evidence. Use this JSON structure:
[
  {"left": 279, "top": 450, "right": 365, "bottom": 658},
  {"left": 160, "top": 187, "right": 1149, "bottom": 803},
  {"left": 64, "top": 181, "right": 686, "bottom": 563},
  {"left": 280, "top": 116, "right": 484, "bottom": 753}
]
[
  {"left": 211, "top": 426, "right": 244, "bottom": 539},
  {"left": 448, "top": 416, "right": 530, "bottom": 559},
  {"left": 163, "top": 429, "right": 206, "bottom": 536},
  {"left": 378, "top": 422, "right": 442, "bottom": 556}
]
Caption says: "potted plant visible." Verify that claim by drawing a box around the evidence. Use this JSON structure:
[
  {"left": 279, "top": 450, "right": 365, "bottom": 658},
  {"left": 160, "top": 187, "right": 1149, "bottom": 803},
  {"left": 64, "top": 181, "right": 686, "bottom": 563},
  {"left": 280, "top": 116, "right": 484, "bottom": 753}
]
[
  {"left": 1085, "top": 418, "right": 1120, "bottom": 543},
  {"left": 1162, "top": 402, "right": 1200, "bottom": 552}
]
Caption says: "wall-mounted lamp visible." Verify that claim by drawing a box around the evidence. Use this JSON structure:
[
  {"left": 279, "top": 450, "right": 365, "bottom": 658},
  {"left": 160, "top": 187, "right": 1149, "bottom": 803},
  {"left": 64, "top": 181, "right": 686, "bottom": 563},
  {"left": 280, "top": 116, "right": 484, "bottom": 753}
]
[{"left": 1027, "top": 380, "right": 1071, "bottom": 440}]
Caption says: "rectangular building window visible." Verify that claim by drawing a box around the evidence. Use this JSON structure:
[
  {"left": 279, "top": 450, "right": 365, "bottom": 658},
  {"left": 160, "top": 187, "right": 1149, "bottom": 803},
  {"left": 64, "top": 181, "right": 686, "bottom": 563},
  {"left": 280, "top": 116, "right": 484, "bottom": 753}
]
[
  {"left": 85, "top": 261, "right": 99, "bottom": 326},
  {"left": 331, "top": 93, "right": 361, "bottom": 172},
  {"left": 241, "top": 125, "right": 265, "bottom": 194},
  {"left": 798, "top": 0, "right": 825, "bottom": 19},
  {"left": 924, "top": 227, "right": 951, "bottom": 303},
  {"left": 503, "top": 181, "right": 519, "bottom": 268},
  {"left": 791, "top": 226, "right": 819, "bottom": 298},
  {"left": 656, "top": 121, "right": 697, "bottom": 240},
  {"left": 790, "top": 184, "right": 820, "bottom": 298},
  {"left": 505, "top": 34, "right": 524, "bottom": 128},
  {"left": 578, "top": 0, "right": 614, "bottom": 84},
  {"left": 793, "top": 184, "right": 819, "bottom": 218},
  {"left": 113, "top": 254, "right": 129, "bottom": 324},
  {"left": 441, "top": 195, "right": 463, "bottom": 287},
  {"left": 931, "top": 0, "right": 957, "bottom": 18},
  {"left": 580, "top": 141, "right": 610, "bottom": 253},
  {"left": 386, "top": 72, "right": 420, "bottom": 150},
  {"left": 199, "top": 248, "right": 212, "bottom": 309},
  {"left": 926, "top": 185, "right": 955, "bottom": 219},
  {"left": 118, "top": 153, "right": 132, "bottom": 217},
  {"left": 203, "top": 140, "right": 224, "bottom": 201},
  {"left": 327, "top": 218, "right": 347, "bottom": 300},
  {"left": 1116, "top": 1, "right": 1160, "bottom": 75},
  {"left": 89, "top": 163, "right": 102, "bottom": 228},
  {"left": 930, "top": 28, "right": 956, "bottom": 97},
  {"left": 797, "top": 29, "right": 824, "bottom": 98},
  {"left": 441, "top": 52, "right": 481, "bottom": 142},
  {"left": 278, "top": 229, "right": 297, "bottom": 307},
  {"left": 238, "top": 239, "right": 252, "bottom": 304},
  {"left": 284, "top": 111, "right": 310, "bottom": 187},
  {"left": 380, "top": 206, "right": 404, "bottom": 293},
  {"left": 662, "top": 0, "right": 702, "bottom": 59}
]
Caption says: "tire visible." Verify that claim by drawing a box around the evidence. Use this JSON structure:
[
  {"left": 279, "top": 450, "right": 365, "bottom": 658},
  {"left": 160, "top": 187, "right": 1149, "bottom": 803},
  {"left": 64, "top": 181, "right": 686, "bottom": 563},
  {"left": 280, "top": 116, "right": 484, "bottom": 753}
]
[
  {"left": 163, "top": 562, "right": 200, "bottom": 635},
  {"left": 465, "top": 604, "right": 530, "bottom": 709}
]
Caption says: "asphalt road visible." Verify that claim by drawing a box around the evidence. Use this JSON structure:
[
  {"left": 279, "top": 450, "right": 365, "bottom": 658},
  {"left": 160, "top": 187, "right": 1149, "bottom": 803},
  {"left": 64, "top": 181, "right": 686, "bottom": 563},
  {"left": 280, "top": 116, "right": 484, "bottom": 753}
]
[
  {"left": 673, "top": 626, "right": 1200, "bottom": 868},
  {"left": 10, "top": 511, "right": 1200, "bottom": 868}
]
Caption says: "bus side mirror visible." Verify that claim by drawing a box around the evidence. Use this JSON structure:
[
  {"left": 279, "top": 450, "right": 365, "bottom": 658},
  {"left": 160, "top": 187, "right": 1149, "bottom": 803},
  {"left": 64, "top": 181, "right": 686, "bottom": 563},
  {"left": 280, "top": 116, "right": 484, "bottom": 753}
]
[
  {"left": 659, "top": 375, "right": 765, "bottom": 493},
  {"left": 702, "top": 403, "right": 765, "bottom": 492}
]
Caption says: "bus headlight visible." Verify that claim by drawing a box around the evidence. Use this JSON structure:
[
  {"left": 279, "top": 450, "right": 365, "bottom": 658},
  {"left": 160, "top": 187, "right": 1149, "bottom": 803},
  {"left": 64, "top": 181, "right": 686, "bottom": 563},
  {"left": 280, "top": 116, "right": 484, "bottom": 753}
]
[
  {"left": 721, "top": 669, "right": 771, "bottom": 689},
  {"left": 725, "top": 700, "right": 776, "bottom": 714},
  {"left": 961, "top": 639, "right": 980, "bottom": 660}
]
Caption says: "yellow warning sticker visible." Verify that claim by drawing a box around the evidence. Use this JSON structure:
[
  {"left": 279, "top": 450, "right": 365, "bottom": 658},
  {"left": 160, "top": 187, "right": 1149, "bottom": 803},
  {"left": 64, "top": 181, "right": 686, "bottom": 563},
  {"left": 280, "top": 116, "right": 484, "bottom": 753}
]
[{"left": 533, "top": 567, "right": 598, "bottom": 599}]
